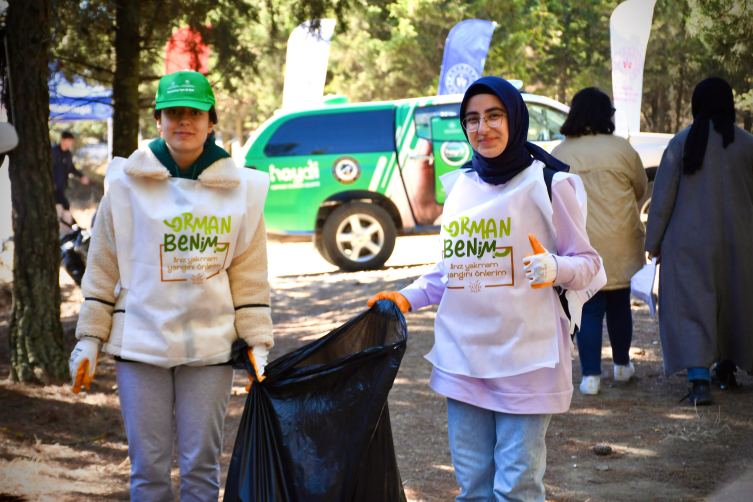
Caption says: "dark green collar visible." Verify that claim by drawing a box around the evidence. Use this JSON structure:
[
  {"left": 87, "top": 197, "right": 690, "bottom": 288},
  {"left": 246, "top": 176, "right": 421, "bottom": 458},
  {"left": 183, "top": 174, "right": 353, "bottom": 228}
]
[{"left": 148, "top": 136, "right": 231, "bottom": 180}]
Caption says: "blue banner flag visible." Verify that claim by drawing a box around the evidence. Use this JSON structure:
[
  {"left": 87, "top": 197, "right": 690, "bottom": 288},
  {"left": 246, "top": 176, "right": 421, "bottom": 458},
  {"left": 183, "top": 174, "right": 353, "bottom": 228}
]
[{"left": 438, "top": 20, "right": 496, "bottom": 95}]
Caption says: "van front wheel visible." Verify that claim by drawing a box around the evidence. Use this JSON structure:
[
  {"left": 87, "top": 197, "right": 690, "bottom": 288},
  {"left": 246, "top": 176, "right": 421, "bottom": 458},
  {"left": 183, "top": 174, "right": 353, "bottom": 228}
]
[{"left": 322, "top": 202, "right": 396, "bottom": 272}]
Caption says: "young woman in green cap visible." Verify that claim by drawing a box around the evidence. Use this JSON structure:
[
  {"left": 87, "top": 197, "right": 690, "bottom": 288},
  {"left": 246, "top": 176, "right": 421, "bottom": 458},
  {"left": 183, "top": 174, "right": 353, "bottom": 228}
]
[{"left": 68, "top": 70, "right": 273, "bottom": 501}]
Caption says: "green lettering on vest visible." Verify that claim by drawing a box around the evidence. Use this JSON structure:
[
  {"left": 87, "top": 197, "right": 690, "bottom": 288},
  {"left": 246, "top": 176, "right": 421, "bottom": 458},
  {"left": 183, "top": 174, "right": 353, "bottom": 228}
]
[
  {"left": 164, "top": 217, "right": 182, "bottom": 232},
  {"left": 207, "top": 216, "right": 219, "bottom": 235},
  {"left": 478, "top": 241, "right": 496, "bottom": 258},
  {"left": 164, "top": 233, "right": 176, "bottom": 252},
  {"left": 459, "top": 217, "right": 470, "bottom": 237},
  {"left": 220, "top": 216, "right": 231, "bottom": 234},
  {"left": 469, "top": 219, "right": 485, "bottom": 238},
  {"left": 183, "top": 212, "right": 194, "bottom": 232},
  {"left": 483, "top": 219, "right": 497, "bottom": 239},
  {"left": 442, "top": 220, "right": 459, "bottom": 238},
  {"left": 190, "top": 233, "right": 201, "bottom": 251},
  {"left": 499, "top": 217, "right": 511, "bottom": 238},
  {"left": 178, "top": 235, "right": 188, "bottom": 252},
  {"left": 193, "top": 216, "right": 207, "bottom": 233},
  {"left": 443, "top": 239, "right": 453, "bottom": 258},
  {"left": 466, "top": 238, "right": 477, "bottom": 257},
  {"left": 202, "top": 236, "right": 218, "bottom": 253},
  {"left": 455, "top": 239, "right": 465, "bottom": 257}
]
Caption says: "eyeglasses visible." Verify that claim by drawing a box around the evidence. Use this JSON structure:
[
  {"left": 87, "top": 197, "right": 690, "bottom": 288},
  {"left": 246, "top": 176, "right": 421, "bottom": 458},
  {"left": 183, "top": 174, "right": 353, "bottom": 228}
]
[{"left": 461, "top": 111, "right": 507, "bottom": 133}]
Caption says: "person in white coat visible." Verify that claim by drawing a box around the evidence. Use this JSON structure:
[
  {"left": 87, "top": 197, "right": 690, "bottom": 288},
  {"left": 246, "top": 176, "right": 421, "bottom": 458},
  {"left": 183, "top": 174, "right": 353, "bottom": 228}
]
[
  {"left": 68, "top": 71, "right": 273, "bottom": 501},
  {"left": 369, "top": 77, "right": 603, "bottom": 502}
]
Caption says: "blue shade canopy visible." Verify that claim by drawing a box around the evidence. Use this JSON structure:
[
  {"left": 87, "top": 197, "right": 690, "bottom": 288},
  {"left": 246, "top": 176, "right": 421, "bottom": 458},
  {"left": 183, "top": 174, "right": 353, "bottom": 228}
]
[{"left": 49, "top": 73, "right": 112, "bottom": 122}]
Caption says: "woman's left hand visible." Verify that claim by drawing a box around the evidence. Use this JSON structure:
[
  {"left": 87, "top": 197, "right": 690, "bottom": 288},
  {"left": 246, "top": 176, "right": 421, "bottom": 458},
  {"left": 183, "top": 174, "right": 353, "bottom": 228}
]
[
  {"left": 523, "top": 234, "right": 558, "bottom": 288},
  {"left": 246, "top": 345, "right": 268, "bottom": 390}
]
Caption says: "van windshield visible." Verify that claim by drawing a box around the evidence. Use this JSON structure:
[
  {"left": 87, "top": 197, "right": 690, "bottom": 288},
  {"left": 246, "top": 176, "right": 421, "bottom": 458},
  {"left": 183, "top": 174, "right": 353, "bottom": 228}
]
[{"left": 264, "top": 109, "right": 395, "bottom": 157}]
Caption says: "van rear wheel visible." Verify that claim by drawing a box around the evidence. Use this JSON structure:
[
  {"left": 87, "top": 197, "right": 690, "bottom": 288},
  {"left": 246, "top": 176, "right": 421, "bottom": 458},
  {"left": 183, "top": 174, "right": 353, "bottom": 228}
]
[{"left": 321, "top": 202, "right": 396, "bottom": 272}]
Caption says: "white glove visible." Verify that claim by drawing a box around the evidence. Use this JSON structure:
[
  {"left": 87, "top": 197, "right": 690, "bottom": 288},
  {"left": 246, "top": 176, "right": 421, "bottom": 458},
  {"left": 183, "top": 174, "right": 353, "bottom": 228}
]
[
  {"left": 251, "top": 345, "right": 268, "bottom": 377},
  {"left": 523, "top": 251, "right": 558, "bottom": 287},
  {"left": 69, "top": 337, "right": 100, "bottom": 393}
]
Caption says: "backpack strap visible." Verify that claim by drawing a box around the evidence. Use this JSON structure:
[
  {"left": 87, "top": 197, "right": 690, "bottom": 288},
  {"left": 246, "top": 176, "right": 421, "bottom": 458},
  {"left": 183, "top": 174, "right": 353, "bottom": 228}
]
[
  {"left": 541, "top": 166, "right": 579, "bottom": 336},
  {"left": 543, "top": 166, "right": 556, "bottom": 201}
]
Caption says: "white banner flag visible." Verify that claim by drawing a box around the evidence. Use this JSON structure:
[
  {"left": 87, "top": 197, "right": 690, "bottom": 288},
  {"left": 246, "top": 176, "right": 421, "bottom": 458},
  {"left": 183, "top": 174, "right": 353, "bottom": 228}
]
[
  {"left": 610, "top": 0, "right": 657, "bottom": 135},
  {"left": 282, "top": 20, "right": 337, "bottom": 110}
]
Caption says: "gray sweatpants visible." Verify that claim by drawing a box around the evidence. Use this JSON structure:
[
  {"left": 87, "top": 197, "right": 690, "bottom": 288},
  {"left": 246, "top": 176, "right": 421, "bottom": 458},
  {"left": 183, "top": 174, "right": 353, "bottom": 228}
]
[{"left": 116, "top": 361, "right": 234, "bottom": 502}]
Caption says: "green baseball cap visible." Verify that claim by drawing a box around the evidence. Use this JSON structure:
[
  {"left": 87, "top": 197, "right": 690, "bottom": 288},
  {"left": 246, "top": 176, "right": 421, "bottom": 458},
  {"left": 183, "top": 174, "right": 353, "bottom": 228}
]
[{"left": 155, "top": 71, "right": 215, "bottom": 111}]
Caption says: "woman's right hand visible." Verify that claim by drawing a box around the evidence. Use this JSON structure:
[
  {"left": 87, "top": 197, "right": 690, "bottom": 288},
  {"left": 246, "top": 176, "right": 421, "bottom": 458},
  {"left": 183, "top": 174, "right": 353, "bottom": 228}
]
[
  {"left": 367, "top": 292, "right": 411, "bottom": 314},
  {"left": 69, "top": 337, "right": 99, "bottom": 394}
]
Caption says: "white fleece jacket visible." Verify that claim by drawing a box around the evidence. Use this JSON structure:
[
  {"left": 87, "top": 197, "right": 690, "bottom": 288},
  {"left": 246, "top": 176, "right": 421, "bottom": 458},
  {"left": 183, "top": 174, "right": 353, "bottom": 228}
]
[{"left": 75, "top": 147, "right": 274, "bottom": 357}]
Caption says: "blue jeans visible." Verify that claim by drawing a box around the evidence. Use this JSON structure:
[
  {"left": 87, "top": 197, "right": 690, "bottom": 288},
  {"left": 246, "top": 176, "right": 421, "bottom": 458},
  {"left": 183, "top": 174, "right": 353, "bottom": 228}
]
[
  {"left": 576, "top": 288, "right": 633, "bottom": 376},
  {"left": 447, "top": 398, "right": 551, "bottom": 502}
]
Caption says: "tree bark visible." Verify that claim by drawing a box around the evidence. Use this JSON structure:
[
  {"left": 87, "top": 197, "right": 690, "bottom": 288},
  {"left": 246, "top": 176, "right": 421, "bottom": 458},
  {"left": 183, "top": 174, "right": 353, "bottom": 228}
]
[
  {"left": 112, "top": 0, "right": 142, "bottom": 158},
  {"left": 6, "top": 0, "right": 67, "bottom": 383}
]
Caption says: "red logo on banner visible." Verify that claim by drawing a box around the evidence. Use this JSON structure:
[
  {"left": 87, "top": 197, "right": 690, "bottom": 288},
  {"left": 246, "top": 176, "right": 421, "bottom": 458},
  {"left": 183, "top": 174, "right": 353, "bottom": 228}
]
[{"left": 165, "top": 27, "right": 210, "bottom": 75}]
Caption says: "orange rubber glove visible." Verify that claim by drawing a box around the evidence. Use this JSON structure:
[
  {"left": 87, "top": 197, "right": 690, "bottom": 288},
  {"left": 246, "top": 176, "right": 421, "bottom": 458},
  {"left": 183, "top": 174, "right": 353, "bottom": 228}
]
[
  {"left": 367, "top": 291, "right": 411, "bottom": 314},
  {"left": 245, "top": 345, "right": 268, "bottom": 391},
  {"left": 69, "top": 338, "right": 100, "bottom": 394},
  {"left": 522, "top": 234, "right": 557, "bottom": 289}
]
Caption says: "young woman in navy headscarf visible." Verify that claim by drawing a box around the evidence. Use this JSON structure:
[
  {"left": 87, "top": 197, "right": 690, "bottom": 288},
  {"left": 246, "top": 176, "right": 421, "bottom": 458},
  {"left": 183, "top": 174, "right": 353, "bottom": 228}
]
[{"left": 369, "top": 77, "right": 603, "bottom": 501}]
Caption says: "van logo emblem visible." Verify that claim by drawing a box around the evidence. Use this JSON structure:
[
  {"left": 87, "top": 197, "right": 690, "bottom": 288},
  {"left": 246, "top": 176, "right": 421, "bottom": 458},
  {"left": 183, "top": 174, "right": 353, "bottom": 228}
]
[
  {"left": 332, "top": 157, "right": 361, "bottom": 185},
  {"left": 440, "top": 142, "right": 471, "bottom": 167}
]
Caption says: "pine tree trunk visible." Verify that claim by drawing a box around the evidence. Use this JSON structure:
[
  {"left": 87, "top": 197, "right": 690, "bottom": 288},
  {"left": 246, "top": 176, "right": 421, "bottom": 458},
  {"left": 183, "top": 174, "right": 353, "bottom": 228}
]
[
  {"left": 6, "top": 0, "right": 68, "bottom": 383},
  {"left": 112, "top": 0, "right": 142, "bottom": 158}
]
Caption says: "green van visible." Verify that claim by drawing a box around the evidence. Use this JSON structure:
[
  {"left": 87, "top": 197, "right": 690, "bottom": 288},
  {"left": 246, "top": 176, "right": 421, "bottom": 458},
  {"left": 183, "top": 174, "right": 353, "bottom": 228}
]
[{"left": 241, "top": 93, "right": 667, "bottom": 271}]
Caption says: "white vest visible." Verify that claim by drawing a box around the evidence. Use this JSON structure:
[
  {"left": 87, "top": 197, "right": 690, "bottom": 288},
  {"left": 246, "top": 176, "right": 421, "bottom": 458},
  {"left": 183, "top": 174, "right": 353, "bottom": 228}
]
[
  {"left": 105, "top": 158, "right": 269, "bottom": 368},
  {"left": 425, "top": 162, "right": 597, "bottom": 378}
]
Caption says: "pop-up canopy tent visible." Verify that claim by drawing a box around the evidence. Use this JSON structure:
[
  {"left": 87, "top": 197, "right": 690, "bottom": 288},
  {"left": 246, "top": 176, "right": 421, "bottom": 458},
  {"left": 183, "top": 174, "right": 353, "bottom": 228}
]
[{"left": 48, "top": 72, "right": 113, "bottom": 158}]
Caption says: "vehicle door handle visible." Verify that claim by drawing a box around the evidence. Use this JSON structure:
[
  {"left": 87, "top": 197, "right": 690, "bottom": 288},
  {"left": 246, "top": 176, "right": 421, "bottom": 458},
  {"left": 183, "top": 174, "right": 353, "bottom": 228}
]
[{"left": 408, "top": 155, "right": 434, "bottom": 160}]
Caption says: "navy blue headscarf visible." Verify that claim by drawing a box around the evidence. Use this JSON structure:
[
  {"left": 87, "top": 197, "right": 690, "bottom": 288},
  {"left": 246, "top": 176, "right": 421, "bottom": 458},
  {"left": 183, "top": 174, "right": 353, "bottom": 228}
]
[{"left": 459, "top": 77, "right": 569, "bottom": 185}]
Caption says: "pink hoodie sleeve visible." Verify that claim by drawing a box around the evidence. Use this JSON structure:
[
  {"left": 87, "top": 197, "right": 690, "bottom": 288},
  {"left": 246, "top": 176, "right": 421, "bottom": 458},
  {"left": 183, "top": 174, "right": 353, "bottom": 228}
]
[{"left": 551, "top": 178, "right": 601, "bottom": 291}]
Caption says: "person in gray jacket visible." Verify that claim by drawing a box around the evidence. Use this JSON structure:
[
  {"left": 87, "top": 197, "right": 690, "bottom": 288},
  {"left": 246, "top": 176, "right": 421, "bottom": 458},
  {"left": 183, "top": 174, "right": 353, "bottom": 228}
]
[{"left": 645, "top": 77, "right": 753, "bottom": 405}]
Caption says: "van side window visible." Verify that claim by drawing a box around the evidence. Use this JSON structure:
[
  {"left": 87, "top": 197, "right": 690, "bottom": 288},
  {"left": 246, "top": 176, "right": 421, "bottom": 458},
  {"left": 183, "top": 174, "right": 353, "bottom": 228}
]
[
  {"left": 527, "top": 104, "right": 567, "bottom": 142},
  {"left": 414, "top": 104, "right": 461, "bottom": 140},
  {"left": 264, "top": 109, "right": 395, "bottom": 157}
]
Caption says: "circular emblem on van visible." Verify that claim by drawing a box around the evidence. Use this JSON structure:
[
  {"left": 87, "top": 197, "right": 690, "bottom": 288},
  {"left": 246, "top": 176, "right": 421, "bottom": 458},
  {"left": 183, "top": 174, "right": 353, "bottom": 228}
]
[
  {"left": 444, "top": 64, "right": 479, "bottom": 94},
  {"left": 440, "top": 142, "right": 471, "bottom": 167},
  {"left": 332, "top": 157, "right": 361, "bottom": 184}
]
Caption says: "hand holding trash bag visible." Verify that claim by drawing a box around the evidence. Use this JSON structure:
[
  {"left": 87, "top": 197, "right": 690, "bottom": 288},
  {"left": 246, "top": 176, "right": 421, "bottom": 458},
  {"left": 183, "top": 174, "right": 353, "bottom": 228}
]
[
  {"left": 225, "top": 300, "right": 408, "bottom": 502},
  {"left": 367, "top": 291, "right": 411, "bottom": 313},
  {"left": 245, "top": 345, "right": 268, "bottom": 390}
]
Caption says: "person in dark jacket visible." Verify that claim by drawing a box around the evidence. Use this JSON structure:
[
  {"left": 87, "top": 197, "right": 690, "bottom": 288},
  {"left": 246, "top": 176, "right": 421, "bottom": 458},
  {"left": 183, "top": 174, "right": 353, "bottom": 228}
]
[
  {"left": 645, "top": 77, "right": 753, "bottom": 405},
  {"left": 53, "top": 131, "right": 89, "bottom": 227}
]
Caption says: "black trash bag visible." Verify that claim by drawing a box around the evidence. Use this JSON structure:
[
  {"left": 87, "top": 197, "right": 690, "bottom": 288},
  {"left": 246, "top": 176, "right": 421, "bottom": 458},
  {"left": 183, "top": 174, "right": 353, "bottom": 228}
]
[{"left": 225, "top": 300, "right": 408, "bottom": 502}]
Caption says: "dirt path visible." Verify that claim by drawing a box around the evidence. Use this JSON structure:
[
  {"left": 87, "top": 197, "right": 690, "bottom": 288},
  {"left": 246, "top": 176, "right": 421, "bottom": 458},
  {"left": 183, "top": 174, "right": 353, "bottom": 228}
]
[{"left": 1, "top": 238, "right": 752, "bottom": 501}]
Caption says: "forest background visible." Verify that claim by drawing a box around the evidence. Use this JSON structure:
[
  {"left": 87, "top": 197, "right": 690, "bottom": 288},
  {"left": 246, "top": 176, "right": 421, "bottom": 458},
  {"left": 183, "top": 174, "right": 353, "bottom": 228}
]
[
  {"left": 3, "top": 0, "right": 751, "bottom": 384},
  {"left": 52, "top": 0, "right": 753, "bottom": 149}
]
